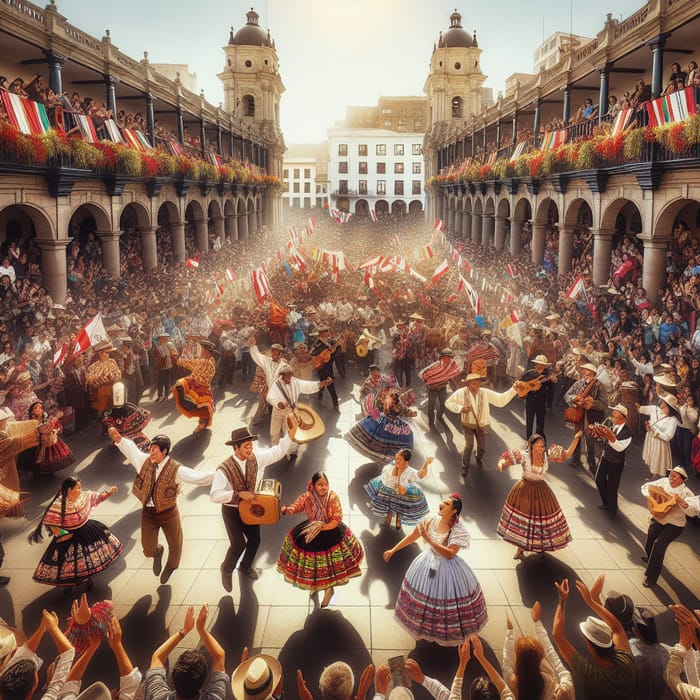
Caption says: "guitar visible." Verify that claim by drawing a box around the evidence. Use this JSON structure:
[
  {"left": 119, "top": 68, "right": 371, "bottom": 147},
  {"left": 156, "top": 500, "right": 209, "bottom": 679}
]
[
  {"left": 312, "top": 341, "right": 340, "bottom": 370},
  {"left": 239, "top": 479, "right": 282, "bottom": 525},
  {"left": 514, "top": 374, "right": 556, "bottom": 398}
]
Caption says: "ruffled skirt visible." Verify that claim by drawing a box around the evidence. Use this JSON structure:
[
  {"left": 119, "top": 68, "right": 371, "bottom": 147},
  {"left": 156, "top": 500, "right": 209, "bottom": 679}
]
[
  {"left": 173, "top": 376, "right": 214, "bottom": 426},
  {"left": 346, "top": 413, "right": 413, "bottom": 463},
  {"left": 496, "top": 478, "right": 572, "bottom": 552},
  {"left": 364, "top": 478, "right": 428, "bottom": 525},
  {"left": 102, "top": 404, "right": 151, "bottom": 450}
]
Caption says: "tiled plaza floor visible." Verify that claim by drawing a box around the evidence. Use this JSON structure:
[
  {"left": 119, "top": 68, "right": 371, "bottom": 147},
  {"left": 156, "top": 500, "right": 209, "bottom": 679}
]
[{"left": 1, "top": 360, "right": 698, "bottom": 697}]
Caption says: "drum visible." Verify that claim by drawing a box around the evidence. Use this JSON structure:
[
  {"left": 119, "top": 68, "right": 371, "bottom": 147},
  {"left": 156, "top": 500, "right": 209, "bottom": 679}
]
[
  {"left": 355, "top": 341, "right": 369, "bottom": 358},
  {"left": 239, "top": 478, "right": 282, "bottom": 525}
]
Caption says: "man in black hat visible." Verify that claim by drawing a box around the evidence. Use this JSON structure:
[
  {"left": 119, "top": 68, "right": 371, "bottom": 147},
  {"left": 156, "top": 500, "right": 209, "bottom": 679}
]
[
  {"left": 310, "top": 327, "right": 340, "bottom": 411},
  {"left": 210, "top": 425, "right": 296, "bottom": 591}
]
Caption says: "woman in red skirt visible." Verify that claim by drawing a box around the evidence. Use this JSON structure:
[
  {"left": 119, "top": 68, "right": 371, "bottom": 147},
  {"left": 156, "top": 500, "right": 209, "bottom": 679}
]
[
  {"left": 277, "top": 471, "right": 364, "bottom": 609},
  {"left": 496, "top": 431, "right": 582, "bottom": 560}
]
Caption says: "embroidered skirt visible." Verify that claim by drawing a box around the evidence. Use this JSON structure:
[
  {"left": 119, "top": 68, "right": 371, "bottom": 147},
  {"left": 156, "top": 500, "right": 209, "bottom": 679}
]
[
  {"left": 33, "top": 520, "right": 123, "bottom": 587},
  {"left": 394, "top": 549, "right": 487, "bottom": 646},
  {"left": 102, "top": 404, "right": 151, "bottom": 450},
  {"left": 496, "top": 478, "right": 572, "bottom": 552},
  {"left": 277, "top": 521, "right": 364, "bottom": 592},
  {"left": 173, "top": 375, "right": 214, "bottom": 425},
  {"left": 364, "top": 478, "right": 429, "bottom": 525},
  {"left": 346, "top": 413, "right": 413, "bottom": 463}
]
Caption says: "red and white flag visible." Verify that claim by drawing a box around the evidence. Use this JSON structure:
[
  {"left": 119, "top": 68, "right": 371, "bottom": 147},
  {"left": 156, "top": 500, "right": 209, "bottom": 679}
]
[
  {"left": 566, "top": 276, "right": 586, "bottom": 300},
  {"left": 431, "top": 259, "right": 450, "bottom": 285},
  {"left": 506, "top": 263, "right": 516, "bottom": 278},
  {"left": 252, "top": 267, "right": 272, "bottom": 303},
  {"left": 433, "top": 219, "right": 445, "bottom": 232},
  {"left": 72, "top": 313, "right": 109, "bottom": 357},
  {"left": 225, "top": 267, "right": 236, "bottom": 282},
  {"left": 370, "top": 209, "right": 378, "bottom": 223},
  {"left": 53, "top": 342, "right": 71, "bottom": 368},
  {"left": 185, "top": 258, "right": 199, "bottom": 268}
]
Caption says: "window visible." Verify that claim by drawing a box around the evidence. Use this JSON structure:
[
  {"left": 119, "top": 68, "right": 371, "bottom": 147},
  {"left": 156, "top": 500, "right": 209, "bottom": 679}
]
[
  {"left": 316, "top": 184, "right": 322, "bottom": 193},
  {"left": 394, "top": 181, "right": 404, "bottom": 195},
  {"left": 384, "top": 120, "right": 392, "bottom": 127},
  {"left": 377, "top": 180, "right": 386, "bottom": 195},
  {"left": 241, "top": 95, "right": 255, "bottom": 117},
  {"left": 412, "top": 180, "right": 422, "bottom": 195},
  {"left": 376, "top": 162, "right": 386, "bottom": 174},
  {"left": 338, "top": 144, "right": 347, "bottom": 156},
  {"left": 283, "top": 169, "right": 289, "bottom": 179},
  {"left": 452, "top": 96, "right": 463, "bottom": 118},
  {"left": 412, "top": 162, "right": 421, "bottom": 174},
  {"left": 358, "top": 180, "right": 368, "bottom": 195},
  {"left": 358, "top": 144, "right": 368, "bottom": 156},
  {"left": 293, "top": 183, "right": 300, "bottom": 193},
  {"left": 338, "top": 180, "right": 348, "bottom": 194},
  {"left": 376, "top": 144, "right": 386, "bottom": 156},
  {"left": 304, "top": 182, "right": 310, "bottom": 193},
  {"left": 293, "top": 168, "right": 300, "bottom": 179},
  {"left": 304, "top": 168, "right": 311, "bottom": 178},
  {"left": 358, "top": 161, "right": 368, "bottom": 174},
  {"left": 394, "top": 162, "right": 404, "bottom": 174},
  {"left": 338, "top": 161, "right": 348, "bottom": 174},
  {"left": 412, "top": 144, "right": 422, "bottom": 155},
  {"left": 394, "top": 144, "right": 404, "bottom": 156}
]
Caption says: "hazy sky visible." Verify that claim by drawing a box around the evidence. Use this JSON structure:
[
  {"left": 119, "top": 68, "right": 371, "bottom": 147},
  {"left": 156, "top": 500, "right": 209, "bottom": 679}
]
[{"left": 54, "top": 0, "right": 644, "bottom": 144}]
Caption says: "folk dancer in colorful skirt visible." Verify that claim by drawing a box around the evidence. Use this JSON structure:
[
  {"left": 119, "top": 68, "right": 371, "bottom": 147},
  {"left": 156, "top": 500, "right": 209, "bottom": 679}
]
[
  {"left": 359, "top": 366, "right": 398, "bottom": 415},
  {"left": 173, "top": 339, "right": 218, "bottom": 433},
  {"left": 496, "top": 431, "right": 582, "bottom": 560},
  {"left": 346, "top": 387, "right": 416, "bottom": 463},
  {"left": 20, "top": 400, "right": 74, "bottom": 475},
  {"left": 29, "top": 476, "right": 122, "bottom": 589},
  {"left": 364, "top": 449, "right": 432, "bottom": 529},
  {"left": 277, "top": 471, "right": 364, "bottom": 609},
  {"left": 101, "top": 382, "right": 151, "bottom": 450},
  {"left": 383, "top": 494, "right": 488, "bottom": 646}
]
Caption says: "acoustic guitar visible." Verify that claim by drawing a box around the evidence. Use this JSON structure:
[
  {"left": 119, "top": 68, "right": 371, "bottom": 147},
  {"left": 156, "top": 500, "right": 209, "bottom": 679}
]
[
  {"left": 239, "top": 479, "right": 282, "bottom": 525},
  {"left": 312, "top": 341, "right": 340, "bottom": 370},
  {"left": 514, "top": 374, "right": 555, "bottom": 398}
]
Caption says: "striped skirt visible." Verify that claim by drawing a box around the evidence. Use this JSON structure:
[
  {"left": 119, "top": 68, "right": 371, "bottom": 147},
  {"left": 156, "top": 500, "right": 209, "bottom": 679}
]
[
  {"left": 364, "top": 478, "right": 429, "bottom": 525},
  {"left": 346, "top": 414, "right": 413, "bottom": 463},
  {"left": 277, "top": 521, "right": 364, "bottom": 592},
  {"left": 496, "top": 478, "right": 572, "bottom": 552},
  {"left": 173, "top": 376, "right": 214, "bottom": 426}
]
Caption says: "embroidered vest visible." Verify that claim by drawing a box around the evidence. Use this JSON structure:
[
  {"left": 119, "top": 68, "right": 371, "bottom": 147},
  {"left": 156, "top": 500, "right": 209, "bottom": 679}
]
[
  {"left": 132, "top": 457, "right": 180, "bottom": 512},
  {"left": 217, "top": 453, "right": 258, "bottom": 506}
]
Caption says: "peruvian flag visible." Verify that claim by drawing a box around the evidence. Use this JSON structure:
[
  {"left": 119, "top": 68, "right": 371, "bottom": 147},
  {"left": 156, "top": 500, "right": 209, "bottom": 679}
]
[
  {"left": 225, "top": 267, "right": 236, "bottom": 282},
  {"left": 566, "top": 276, "right": 586, "bottom": 300},
  {"left": 53, "top": 341, "right": 71, "bottom": 368},
  {"left": 370, "top": 209, "right": 378, "bottom": 223},
  {"left": 431, "top": 259, "right": 450, "bottom": 285},
  {"left": 72, "top": 314, "right": 109, "bottom": 357},
  {"left": 252, "top": 267, "right": 272, "bottom": 303},
  {"left": 185, "top": 258, "right": 199, "bottom": 268},
  {"left": 433, "top": 219, "right": 445, "bottom": 232},
  {"left": 308, "top": 216, "right": 316, "bottom": 229},
  {"left": 289, "top": 226, "right": 297, "bottom": 240}
]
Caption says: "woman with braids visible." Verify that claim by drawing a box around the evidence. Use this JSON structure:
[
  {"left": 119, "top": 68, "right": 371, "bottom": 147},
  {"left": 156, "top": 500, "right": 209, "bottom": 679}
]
[
  {"left": 29, "top": 476, "right": 122, "bottom": 590},
  {"left": 383, "top": 493, "right": 487, "bottom": 646},
  {"left": 173, "top": 339, "right": 218, "bottom": 433},
  {"left": 18, "top": 400, "right": 74, "bottom": 475},
  {"left": 496, "top": 431, "right": 582, "bottom": 561},
  {"left": 364, "top": 449, "right": 432, "bottom": 529},
  {"left": 277, "top": 471, "right": 364, "bottom": 609}
]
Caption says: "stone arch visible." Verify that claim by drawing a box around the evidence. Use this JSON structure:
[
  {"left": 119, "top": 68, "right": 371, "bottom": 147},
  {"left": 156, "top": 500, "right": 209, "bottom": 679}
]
[
  {"left": 408, "top": 200, "right": 423, "bottom": 214},
  {"left": 563, "top": 197, "right": 593, "bottom": 228},
  {"left": 355, "top": 199, "right": 369, "bottom": 216},
  {"left": 0, "top": 202, "right": 54, "bottom": 244},
  {"left": 391, "top": 200, "right": 406, "bottom": 216},
  {"left": 451, "top": 95, "right": 463, "bottom": 119},
  {"left": 484, "top": 196, "right": 495, "bottom": 217},
  {"left": 376, "top": 200, "right": 389, "bottom": 215},
  {"left": 654, "top": 198, "right": 700, "bottom": 240},
  {"left": 600, "top": 198, "right": 643, "bottom": 236},
  {"left": 68, "top": 202, "right": 111, "bottom": 241},
  {"left": 241, "top": 94, "right": 255, "bottom": 118},
  {"left": 246, "top": 197, "right": 256, "bottom": 237},
  {"left": 207, "top": 199, "right": 223, "bottom": 220},
  {"left": 157, "top": 200, "right": 179, "bottom": 227},
  {"left": 464, "top": 197, "right": 473, "bottom": 214},
  {"left": 473, "top": 198, "right": 483, "bottom": 217},
  {"left": 223, "top": 198, "right": 236, "bottom": 241},
  {"left": 513, "top": 197, "right": 532, "bottom": 223},
  {"left": 534, "top": 196, "right": 559, "bottom": 226},
  {"left": 496, "top": 198, "right": 510, "bottom": 219},
  {"left": 118, "top": 201, "right": 151, "bottom": 232}
]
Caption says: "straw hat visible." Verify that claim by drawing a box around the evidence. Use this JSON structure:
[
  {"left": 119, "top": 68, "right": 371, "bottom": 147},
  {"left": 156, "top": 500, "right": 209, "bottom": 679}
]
[
  {"left": 465, "top": 373, "right": 486, "bottom": 383},
  {"left": 231, "top": 654, "right": 282, "bottom": 700},
  {"left": 579, "top": 616, "right": 613, "bottom": 648},
  {"left": 532, "top": 355, "right": 551, "bottom": 366}
]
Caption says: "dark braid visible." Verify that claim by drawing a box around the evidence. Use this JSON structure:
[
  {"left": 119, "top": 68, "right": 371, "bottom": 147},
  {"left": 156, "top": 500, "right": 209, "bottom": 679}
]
[{"left": 28, "top": 476, "right": 79, "bottom": 544}]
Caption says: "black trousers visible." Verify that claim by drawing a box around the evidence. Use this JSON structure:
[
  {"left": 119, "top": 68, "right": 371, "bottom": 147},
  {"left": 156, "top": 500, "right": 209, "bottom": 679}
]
[
  {"left": 525, "top": 396, "right": 546, "bottom": 440},
  {"left": 427, "top": 387, "right": 447, "bottom": 424},
  {"left": 644, "top": 519, "right": 684, "bottom": 583},
  {"left": 156, "top": 368, "right": 171, "bottom": 399},
  {"left": 317, "top": 365, "right": 338, "bottom": 406},
  {"left": 221, "top": 505, "right": 261, "bottom": 573},
  {"left": 595, "top": 457, "right": 625, "bottom": 514}
]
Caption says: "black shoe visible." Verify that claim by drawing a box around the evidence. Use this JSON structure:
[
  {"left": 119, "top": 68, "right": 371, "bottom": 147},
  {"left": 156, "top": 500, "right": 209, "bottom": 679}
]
[
  {"left": 160, "top": 565, "right": 175, "bottom": 584},
  {"left": 152, "top": 545, "right": 164, "bottom": 576},
  {"left": 220, "top": 565, "right": 233, "bottom": 593},
  {"left": 640, "top": 554, "right": 649, "bottom": 563},
  {"left": 0, "top": 576, "right": 10, "bottom": 588},
  {"left": 642, "top": 578, "right": 654, "bottom": 588},
  {"left": 239, "top": 565, "right": 260, "bottom": 580}
]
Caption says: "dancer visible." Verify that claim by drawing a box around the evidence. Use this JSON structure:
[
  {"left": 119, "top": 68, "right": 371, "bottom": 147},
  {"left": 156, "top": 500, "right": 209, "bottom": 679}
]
[
  {"left": 248, "top": 339, "right": 285, "bottom": 424},
  {"left": 101, "top": 382, "right": 151, "bottom": 450},
  {"left": 496, "top": 431, "right": 582, "bottom": 560},
  {"left": 364, "top": 449, "right": 432, "bottom": 529},
  {"left": 29, "top": 476, "right": 122, "bottom": 589},
  {"left": 383, "top": 494, "right": 487, "bottom": 646},
  {"left": 277, "top": 471, "right": 364, "bottom": 608},
  {"left": 637, "top": 395, "right": 680, "bottom": 479},
  {"left": 85, "top": 339, "right": 121, "bottom": 418},
  {"left": 21, "top": 400, "right": 74, "bottom": 475},
  {"left": 347, "top": 386, "right": 416, "bottom": 463},
  {"left": 173, "top": 339, "right": 218, "bottom": 433},
  {"left": 594, "top": 404, "right": 633, "bottom": 519},
  {"left": 419, "top": 347, "right": 461, "bottom": 430}
]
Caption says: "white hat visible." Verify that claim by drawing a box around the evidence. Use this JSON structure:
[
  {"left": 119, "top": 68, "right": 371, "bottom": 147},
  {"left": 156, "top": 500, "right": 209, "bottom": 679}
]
[
  {"left": 532, "top": 355, "right": 551, "bottom": 366},
  {"left": 0, "top": 625, "right": 16, "bottom": 661},
  {"left": 388, "top": 689, "right": 415, "bottom": 699},
  {"left": 277, "top": 363, "right": 294, "bottom": 375},
  {"left": 231, "top": 654, "right": 282, "bottom": 700},
  {"left": 579, "top": 616, "right": 613, "bottom": 648},
  {"left": 609, "top": 403, "right": 628, "bottom": 417}
]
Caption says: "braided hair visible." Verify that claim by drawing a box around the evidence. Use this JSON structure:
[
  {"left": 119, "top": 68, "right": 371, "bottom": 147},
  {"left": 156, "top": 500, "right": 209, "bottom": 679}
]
[{"left": 28, "top": 475, "right": 80, "bottom": 544}]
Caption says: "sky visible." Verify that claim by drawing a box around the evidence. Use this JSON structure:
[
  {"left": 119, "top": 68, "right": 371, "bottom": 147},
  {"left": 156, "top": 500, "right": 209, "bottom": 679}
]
[{"left": 53, "top": 0, "right": 645, "bottom": 144}]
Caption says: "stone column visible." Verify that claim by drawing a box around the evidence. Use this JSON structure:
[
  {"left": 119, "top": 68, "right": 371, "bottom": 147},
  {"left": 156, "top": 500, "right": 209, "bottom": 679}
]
[
  {"left": 145, "top": 93, "right": 155, "bottom": 146},
  {"left": 454, "top": 207, "right": 463, "bottom": 238},
  {"left": 140, "top": 227, "right": 158, "bottom": 273},
  {"left": 511, "top": 111, "right": 518, "bottom": 143},
  {"left": 557, "top": 226, "right": 575, "bottom": 276},
  {"left": 562, "top": 86, "right": 571, "bottom": 125},
  {"left": 38, "top": 239, "right": 69, "bottom": 304},
  {"left": 531, "top": 223, "right": 546, "bottom": 266},
  {"left": 264, "top": 191, "right": 276, "bottom": 228},
  {"left": 170, "top": 222, "right": 186, "bottom": 263},
  {"left": 43, "top": 49, "right": 65, "bottom": 96},
  {"left": 447, "top": 200, "right": 455, "bottom": 233},
  {"left": 96, "top": 230, "right": 122, "bottom": 279},
  {"left": 462, "top": 211, "right": 472, "bottom": 240},
  {"left": 105, "top": 75, "right": 117, "bottom": 117},
  {"left": 598, "top": 67, "right": 609, "bottom": 126},
  {"left": 212, "top": 215, "right": 224, "bottom": 240},
  {"left": 472, "top": 213, "right": 483, "bottom": 245},
  {"left": 494, "top": 216, "right": 507, "bottom": 251},
  {"left": 482, "top": 214, "right": 494, "bottom": 248},
  {"left": 199, "top": 119, "right": 206, "bottom": 157},
  {"left": 510, "top": 219, "right": 523, "bottom": 257},
  {"left": 238, "top": 213, "right": 249, "bottom": 241},
  {"left": 176, "top": 107, "right": 184, "bottom": 145},
  {"left": 648, "top": 33, "right": 671, "bottom": 99},
  {"left": 225, "top": 214, "right": 238, "bottom": 241},
  {"left": 591, "top": 228, "right": 615, "bottom": 286},
  {"left": 533, "top": 101, "right": 541, "bottom": 141},
  {"left": 194, "top": 218, "right": 208, "bottom": 254},
  {"left": 639, "top": 234, "right": 668, "bottom": 304}
]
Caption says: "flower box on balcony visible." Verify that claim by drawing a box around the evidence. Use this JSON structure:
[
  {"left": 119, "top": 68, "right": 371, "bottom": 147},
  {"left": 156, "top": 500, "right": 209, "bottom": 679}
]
[{"left": 45, "top": 167, "right": 83, "bottom": 198}]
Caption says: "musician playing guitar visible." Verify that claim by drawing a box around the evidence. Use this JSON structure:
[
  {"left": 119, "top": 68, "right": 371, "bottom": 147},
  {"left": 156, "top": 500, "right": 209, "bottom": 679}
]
[
  {"left": 519, "top": 354, "right": 558, "bottom": 440},
  {"left": 209, "top": 424, "right": 297, "bottom": 592},
  {"left": 310, "top": 326, "right": 340, "bottom": 412}
]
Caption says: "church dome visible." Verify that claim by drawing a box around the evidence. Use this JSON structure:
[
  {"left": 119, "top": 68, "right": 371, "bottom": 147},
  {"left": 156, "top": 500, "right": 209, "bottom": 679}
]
[
  {"left": 229, "top": 8, "right": 271, "bottom": 47},
  {"left": 441, "top": 11, "right": 474, "bottom": 48}
]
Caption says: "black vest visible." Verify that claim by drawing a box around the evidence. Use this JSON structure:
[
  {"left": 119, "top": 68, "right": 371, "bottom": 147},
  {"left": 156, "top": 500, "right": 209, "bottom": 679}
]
[{"left": 602, "top": 424, "right": 632, "bottom": 465}]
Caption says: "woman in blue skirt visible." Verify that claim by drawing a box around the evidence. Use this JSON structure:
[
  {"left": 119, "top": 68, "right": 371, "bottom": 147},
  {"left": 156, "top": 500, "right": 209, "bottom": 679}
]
[
  {"left": 383, "top": 494, "right": 487, "bottom": 646},
  {"left": 346, "top": 387, "right": 416, "bottom": 463},
  {"left": 364, "top": 449, "right": 432, "bottom": 529}
]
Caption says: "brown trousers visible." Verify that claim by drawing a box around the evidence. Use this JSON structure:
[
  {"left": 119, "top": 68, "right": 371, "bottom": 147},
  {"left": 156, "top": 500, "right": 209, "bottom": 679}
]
[{"left": 141, "top": 505, "right": 183, "bottom": 570}]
